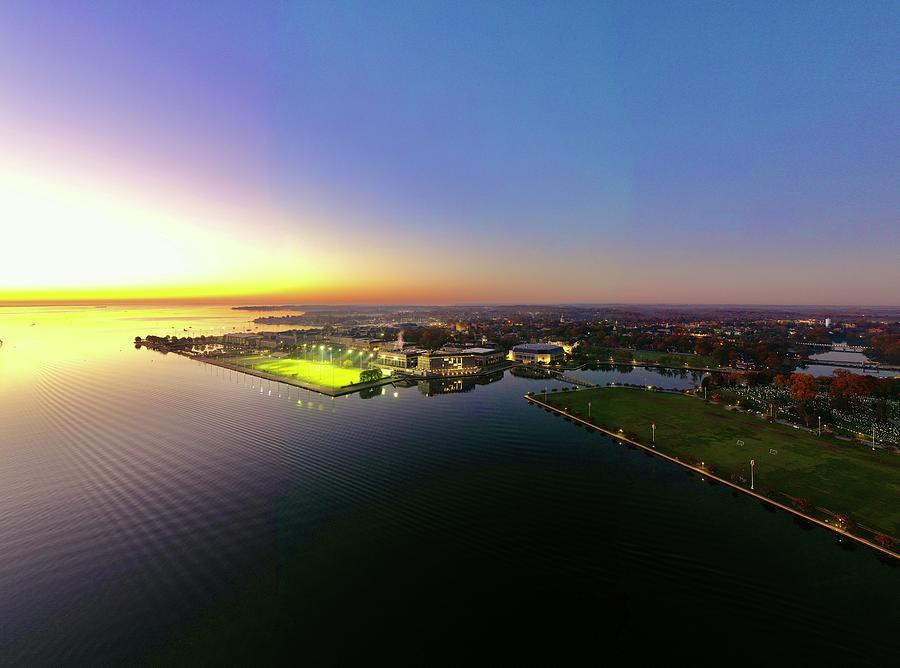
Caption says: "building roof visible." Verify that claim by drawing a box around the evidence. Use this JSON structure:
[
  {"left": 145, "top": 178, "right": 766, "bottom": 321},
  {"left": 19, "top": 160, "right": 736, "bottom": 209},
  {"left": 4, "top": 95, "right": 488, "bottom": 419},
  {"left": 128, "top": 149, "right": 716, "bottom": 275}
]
[
  {"left": 513, "top": 343, "right": 564, "bottom": 353},
  {"left": 464, "top": 347, "right": 500, "bottom": 354},
  {"left": 379, "top": 348, "right": 424, "bottom": 356}
]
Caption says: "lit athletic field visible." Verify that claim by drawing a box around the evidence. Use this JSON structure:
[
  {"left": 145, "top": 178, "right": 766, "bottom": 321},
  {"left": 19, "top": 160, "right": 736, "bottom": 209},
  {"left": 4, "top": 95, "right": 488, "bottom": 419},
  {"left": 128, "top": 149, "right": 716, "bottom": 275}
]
[
  {"left": 231, "top": 355, "right": 365, "bottom": 388},
  {"left": 540, "top": 387, "right": 900, "bottom": 537}
]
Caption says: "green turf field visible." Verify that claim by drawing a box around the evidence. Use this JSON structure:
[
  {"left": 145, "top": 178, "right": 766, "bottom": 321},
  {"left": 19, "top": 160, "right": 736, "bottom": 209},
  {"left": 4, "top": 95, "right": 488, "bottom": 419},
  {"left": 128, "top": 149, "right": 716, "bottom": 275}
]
[
  {"left": 231, "top": 355, "right": 366, "bottom": 388},
  {"left": 540, "top": 387, "right": 900, "bottom": 536}
]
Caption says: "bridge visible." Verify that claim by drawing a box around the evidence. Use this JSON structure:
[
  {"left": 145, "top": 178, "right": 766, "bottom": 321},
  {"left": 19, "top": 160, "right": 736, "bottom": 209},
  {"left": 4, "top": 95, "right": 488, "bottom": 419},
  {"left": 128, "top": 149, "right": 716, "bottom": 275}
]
[
  {"left": 798, "top": 342, "right": 871, "bottom": 352},
  {"left": 553, "top": 371, "right": 596, "bottom": 388}
]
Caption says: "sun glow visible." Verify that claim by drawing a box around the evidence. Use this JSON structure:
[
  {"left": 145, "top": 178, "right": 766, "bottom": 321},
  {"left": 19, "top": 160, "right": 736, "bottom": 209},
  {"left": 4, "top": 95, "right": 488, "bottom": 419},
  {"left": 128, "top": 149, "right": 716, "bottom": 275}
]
[{"left": 0, "top": 154, "right": 356, "bottom": 302}]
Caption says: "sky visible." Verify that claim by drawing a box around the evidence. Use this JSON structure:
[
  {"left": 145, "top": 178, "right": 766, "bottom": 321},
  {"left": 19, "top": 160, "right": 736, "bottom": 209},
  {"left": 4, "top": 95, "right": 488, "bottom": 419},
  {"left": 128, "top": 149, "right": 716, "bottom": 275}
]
[{"left": 1, "top": 1, "right": 898, "bottom": 305}]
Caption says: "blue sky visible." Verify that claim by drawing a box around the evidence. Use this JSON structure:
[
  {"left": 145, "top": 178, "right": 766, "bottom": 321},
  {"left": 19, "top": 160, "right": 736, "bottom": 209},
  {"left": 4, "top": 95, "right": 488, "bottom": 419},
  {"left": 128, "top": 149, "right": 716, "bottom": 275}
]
[{"left": 2, "top": 1, "right": 898, "bottom": 303}]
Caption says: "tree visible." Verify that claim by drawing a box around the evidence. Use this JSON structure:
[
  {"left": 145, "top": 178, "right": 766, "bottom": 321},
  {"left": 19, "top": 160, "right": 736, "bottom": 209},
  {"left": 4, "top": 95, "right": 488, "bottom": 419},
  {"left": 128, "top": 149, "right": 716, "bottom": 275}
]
[
  {"left": 764, "top": 353, "right": 782, "bottom": 369},
  {"left": 830, "top": 369, "right": 877, "bottom": 406},
  {"left": 868, "top": 333, "right": 900, "bottom": 365},
  {"left": 788, "top": 374, "right": 817, "bottom": 404},
  {"left": 792, "top": 497, "right": 812, "bottom": 514},
  {"left": 410, "top": 327, "right": 451, "bottom": 351},
  {"left": 359, "top": 368, "right": 383, "bottom": 383}
]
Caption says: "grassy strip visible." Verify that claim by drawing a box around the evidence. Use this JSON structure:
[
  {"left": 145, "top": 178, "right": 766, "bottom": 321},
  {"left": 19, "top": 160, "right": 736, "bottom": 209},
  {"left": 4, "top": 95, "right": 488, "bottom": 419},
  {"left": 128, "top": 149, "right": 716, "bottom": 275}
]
[{"left": 538, "top": 387, "right": 900, "bottom": 539}]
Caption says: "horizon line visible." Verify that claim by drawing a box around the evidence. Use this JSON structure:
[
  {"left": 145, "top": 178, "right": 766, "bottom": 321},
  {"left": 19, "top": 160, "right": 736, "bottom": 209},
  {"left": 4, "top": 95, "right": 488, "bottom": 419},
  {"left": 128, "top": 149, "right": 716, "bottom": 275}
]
[{"left": 2, "top": 299, "right": 899, "bottom": 310}]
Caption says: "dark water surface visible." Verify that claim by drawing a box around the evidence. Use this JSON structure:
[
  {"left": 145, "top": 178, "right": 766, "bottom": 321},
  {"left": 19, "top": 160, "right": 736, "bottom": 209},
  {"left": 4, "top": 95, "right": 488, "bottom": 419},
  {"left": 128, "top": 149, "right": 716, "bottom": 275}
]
[{"left": 1, "top": 307, "right": 897, "bottom": 665}]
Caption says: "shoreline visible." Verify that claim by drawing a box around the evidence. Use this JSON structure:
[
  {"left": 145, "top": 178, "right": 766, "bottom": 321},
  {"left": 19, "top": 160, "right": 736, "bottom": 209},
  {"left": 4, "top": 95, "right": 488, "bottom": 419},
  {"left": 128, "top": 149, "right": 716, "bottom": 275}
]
[
  {"left": 565, "top": 360, "right": 722, "bottom": 374},
  {"left": 525, "top": 393, "right": 899, "bottom": 562}
]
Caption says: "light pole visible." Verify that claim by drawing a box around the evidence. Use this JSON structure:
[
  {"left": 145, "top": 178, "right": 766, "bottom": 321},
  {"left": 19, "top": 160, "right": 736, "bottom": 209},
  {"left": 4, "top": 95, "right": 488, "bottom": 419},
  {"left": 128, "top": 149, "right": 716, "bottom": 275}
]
[
  {"left": 588, "top": 402, "right": 591, "bottom": 418},
  {"left": 872, "top": 426, "right": 876, "bottom": 451},
  {"left": 651, "top": 422, "right": 656, "bottom": 447},
  {"left": 818, "top": 415, "right": 821, "bottom": 436},
  {"left": 750, "top": 459, "right": 755, "bottom": 490}
]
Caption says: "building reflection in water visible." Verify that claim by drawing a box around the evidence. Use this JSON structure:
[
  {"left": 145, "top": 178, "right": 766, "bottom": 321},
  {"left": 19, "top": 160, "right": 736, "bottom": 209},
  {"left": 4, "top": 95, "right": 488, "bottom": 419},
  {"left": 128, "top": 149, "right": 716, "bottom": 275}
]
[{"left": 417, "top": 371, "right": 504, "bottom": 397}]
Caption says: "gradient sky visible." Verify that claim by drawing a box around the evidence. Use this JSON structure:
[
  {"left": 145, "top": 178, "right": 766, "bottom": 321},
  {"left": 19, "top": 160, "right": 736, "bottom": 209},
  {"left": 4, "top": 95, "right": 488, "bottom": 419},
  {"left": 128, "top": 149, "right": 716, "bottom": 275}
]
[{"left": 1, "top": 1, "right": 897, "bottom": 304}]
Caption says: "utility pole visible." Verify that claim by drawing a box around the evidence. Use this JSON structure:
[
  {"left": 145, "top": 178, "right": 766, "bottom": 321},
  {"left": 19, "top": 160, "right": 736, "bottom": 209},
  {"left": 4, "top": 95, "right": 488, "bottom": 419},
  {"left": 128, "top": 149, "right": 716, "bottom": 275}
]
[{"left": 750, "top": 460, "right": 755, "bottom": 490}]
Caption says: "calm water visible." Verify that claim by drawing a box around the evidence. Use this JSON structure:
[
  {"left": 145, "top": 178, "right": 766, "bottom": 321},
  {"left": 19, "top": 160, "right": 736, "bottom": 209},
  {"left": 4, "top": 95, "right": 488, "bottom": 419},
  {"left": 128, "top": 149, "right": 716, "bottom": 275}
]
[
  {"left": 803, "top": 350, "right": 898, "bottom": 378},
  {"left": 1, "top": 306, "right": 897, "bottom": 665},
  {"left": 568, "top": 364, "right": 705, "bottom": 389}
]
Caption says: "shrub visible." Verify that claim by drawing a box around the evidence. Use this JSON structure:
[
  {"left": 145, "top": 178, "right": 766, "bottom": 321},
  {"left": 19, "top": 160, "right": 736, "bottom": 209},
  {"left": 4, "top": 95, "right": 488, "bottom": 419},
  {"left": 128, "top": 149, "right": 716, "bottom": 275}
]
[
  {"left": 873, "top": 533, "right": 896, "bottom": 548},
  {"left": 792, "top": 497, "right": 812, "bottom": 514}
]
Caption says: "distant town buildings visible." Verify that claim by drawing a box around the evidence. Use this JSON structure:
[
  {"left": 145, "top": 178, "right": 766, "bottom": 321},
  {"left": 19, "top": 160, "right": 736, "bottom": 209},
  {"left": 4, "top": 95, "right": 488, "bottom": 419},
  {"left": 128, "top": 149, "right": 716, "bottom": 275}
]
[
  {"left": 327, "top": 335, "right": 382, "bottom": 350},
  {"left": 224, "top": 333, "right": 263, "bottom": 346},
  {"left": 547, "top": 340, "right": 576, "bottom": 355}
]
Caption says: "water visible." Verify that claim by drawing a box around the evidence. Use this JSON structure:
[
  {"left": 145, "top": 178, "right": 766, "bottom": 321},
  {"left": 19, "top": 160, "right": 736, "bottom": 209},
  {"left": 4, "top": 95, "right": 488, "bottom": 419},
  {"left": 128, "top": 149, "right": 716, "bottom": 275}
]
[
  {"left": 1, "top": 306, "right": 898, "bottom": 664},
  {"left": 802, "top": 350, "right": 898, "bottom": 378},
  {"left": 567, "top": 363, "right": 705, "bottom": 390}
]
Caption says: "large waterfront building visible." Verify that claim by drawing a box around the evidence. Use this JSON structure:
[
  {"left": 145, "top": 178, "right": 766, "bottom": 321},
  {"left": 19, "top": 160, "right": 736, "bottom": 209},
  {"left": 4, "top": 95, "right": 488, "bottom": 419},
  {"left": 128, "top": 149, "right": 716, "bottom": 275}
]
[
  {"left": 440, "top": 346, "right": 505, "bottom": 367},
  {"left": 375, "top": 347, "right": 424, "bottom": 371},
  {"left": 417, "top": 351, "right": 481, "bottom": 376},
  {"left": 410, "top": 347, "right": 504, "bottom": 377},
  {"left": 511, "top": 343, "right": 565, "bottom": 364}
]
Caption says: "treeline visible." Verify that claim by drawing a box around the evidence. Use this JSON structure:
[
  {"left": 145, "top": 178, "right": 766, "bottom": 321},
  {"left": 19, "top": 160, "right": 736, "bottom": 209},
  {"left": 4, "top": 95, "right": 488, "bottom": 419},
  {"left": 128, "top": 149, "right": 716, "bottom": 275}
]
[
  {"left": 711, "top": 369, "right": 899, "bottom": 401},
  {"left": 868, "top": 333, "right": 900, "bottom": 365},
  {"left": 398, "top": 327, "right": 451, "bottom": 351},
  {"left": 573, "top": 329, "right": 796, "bottom": 370},
  {"left": 135, "top": 335, "right": 217, "bottom": 350}
]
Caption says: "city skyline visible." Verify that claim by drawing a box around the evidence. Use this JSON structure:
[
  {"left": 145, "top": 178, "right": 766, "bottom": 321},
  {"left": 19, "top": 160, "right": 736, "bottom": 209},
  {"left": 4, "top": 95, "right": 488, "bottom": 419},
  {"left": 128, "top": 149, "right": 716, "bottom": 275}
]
[{"left": 2, "top": 1, "right": 898, "bottom": 305}]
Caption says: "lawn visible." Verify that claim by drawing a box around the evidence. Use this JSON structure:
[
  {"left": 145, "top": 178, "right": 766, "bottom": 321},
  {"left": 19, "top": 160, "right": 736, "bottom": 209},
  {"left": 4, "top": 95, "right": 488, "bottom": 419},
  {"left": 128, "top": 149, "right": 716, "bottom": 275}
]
[
  {"left": 229, "top": 355, "right": 367, "bottom": 389},
  {"left": 540, "top": 387, "right": 900, "bottom": 537}
]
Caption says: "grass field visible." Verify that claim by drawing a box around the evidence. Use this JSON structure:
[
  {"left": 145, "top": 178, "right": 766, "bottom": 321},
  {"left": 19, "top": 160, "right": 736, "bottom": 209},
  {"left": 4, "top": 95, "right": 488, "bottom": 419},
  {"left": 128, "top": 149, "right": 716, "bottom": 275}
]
[
  {"left": 540, "top": 387, "right": 900, "bottom": 537},
  {"left": 229, "top": 355, "right": 366, "bottom": 389}
]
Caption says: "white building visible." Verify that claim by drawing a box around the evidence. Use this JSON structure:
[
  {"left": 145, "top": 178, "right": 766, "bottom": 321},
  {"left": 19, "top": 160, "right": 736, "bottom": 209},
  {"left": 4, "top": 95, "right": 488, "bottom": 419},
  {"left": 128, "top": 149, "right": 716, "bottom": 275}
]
[{"left": 511, "top": 343, "right": 565, "bottom": 364}]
